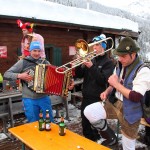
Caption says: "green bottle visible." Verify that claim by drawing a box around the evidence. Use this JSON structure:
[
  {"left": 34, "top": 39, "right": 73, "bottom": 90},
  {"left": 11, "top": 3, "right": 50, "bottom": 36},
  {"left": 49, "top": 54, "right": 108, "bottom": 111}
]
[
  {"left": 45, "top": 110, "right": 51, "bottom": 131},
  {"left": 59, "top": 112, "right": 66, "bottom": 136},
  {"left": 38, "top": 110, "right": 45, "bottom": 131}
]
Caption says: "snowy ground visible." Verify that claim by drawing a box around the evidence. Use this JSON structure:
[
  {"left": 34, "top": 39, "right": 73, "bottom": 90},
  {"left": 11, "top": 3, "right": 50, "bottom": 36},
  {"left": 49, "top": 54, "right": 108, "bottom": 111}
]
[
  {"left": 59, "top": 102, "right": 149, "bottom": 150},
  {"left": 0, "top": 102, "right": 149, "bottom": 149}
]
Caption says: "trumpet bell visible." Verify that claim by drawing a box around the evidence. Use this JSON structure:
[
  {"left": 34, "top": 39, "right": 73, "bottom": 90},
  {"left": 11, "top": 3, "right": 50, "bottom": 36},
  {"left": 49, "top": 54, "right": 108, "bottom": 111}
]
[{"left": 75, "top": 39, "right": 88, "bottom": 57}]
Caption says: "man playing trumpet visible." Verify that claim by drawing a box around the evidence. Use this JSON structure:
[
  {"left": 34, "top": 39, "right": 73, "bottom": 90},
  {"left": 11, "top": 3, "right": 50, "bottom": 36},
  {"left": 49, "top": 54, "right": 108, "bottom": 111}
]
[{"left": 74, "top": 34, "right": 116, "bottom": 146}]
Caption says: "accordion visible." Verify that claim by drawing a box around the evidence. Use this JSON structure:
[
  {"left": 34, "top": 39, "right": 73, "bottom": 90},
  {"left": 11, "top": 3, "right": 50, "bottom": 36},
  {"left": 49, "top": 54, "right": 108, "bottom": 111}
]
[{"left": 27, "top": 64, "right": 72, "bottom": 97}]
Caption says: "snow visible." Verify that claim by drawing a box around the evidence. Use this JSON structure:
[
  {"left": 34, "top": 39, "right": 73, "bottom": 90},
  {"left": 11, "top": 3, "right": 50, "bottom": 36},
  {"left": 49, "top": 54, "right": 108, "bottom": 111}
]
[
  {"left": 0, "top": 0, "right": 149, "bottom": 148},
  {"left": 66, "top": 103, "right": 147, "bottom": 149},
  {"left": 92, "top": 0, "right": 137, "bottom": 7},
  {"left": 92, "top": 0, "right": 150, "bottom": 18},
  {"left": 0, "top": 102, "right": 148, "bottom": 149},
  {"left": 0, "top": 0, "right": 138, "bottom": 32},
  {"left": 0, "top": 133, "right": 7, "bottom": 140},
  {"left": 146, "top": 52, "right": 150, "bottom": 61}
]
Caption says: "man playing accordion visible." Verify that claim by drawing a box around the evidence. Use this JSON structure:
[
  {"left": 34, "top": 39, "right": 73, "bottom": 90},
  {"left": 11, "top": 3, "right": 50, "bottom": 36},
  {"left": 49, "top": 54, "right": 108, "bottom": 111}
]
[{"left": 4, "top": 41, "right": 54, "bottom": 123}]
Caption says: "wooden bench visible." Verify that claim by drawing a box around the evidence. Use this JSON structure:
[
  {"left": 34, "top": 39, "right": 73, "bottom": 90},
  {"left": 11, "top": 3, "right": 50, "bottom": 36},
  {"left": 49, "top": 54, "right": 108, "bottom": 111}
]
[
  {"left": 0, "top": 91, "right": 71, "bottom": 137},
  {"left": 50, "top": 91, "right": 71, "bottom": 119},
  {"left": 71, "top": 79, "right": 83, "bottom": 106},
  {"left": 0, "top": 113, "right": 9, "bottom": 134},
  {"left": 0, "top": 94, "right": 24, "bottom": 138},
  {"left": 0, "top": 91, "right": 71, "bottom": 115},
  {"left": 71, "top": 91, "right": 83, "bottom": 107}
]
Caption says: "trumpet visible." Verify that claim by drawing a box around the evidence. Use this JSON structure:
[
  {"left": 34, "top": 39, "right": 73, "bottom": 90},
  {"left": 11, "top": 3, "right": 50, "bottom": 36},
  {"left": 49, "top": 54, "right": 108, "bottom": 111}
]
[{"left": 55, "top": 37, "right": 114, "bottom": 74}]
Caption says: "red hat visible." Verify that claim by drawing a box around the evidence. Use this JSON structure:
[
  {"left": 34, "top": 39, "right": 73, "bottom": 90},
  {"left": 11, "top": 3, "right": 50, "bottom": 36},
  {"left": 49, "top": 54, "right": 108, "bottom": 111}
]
[{"left": 17, "top": 19, "right": 33, "bottom": 33}]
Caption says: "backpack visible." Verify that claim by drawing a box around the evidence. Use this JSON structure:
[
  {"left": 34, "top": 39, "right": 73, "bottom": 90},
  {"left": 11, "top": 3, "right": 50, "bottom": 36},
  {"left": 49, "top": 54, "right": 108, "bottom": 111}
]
[{"left": 134, "top": 64, "right": 150, "bottom": 124}]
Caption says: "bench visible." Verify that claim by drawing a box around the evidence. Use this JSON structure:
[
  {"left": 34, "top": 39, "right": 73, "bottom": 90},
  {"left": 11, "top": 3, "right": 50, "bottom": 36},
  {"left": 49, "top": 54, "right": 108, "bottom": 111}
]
[
  {"left": 71, "top": 91, "right": 83, "bottom": 108},
  {"left": 71, "top": 79, "right": 83, "bottom": 106},
  {"left": 71, "top": 91, "right": 83, "bottom": 106},
  {"left": 0, "top": 96, "right": 24, "bottom": 136},
  {"left": 0, "top": 113, "right": 9, "bottom": 134},
  {"left": 0, "top": 91, "right": 71, "bottom": 136},
  {"left": 50, "top": 91, "right": 71, "bottom": 119},
  {"left": 0, "top": 99, "right": 24, "bottom": 118}
]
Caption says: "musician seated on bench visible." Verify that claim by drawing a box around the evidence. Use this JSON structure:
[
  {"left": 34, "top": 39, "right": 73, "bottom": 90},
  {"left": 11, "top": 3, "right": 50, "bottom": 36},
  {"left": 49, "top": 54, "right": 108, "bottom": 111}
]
[{"left": 4, "top": 41, "right": 54, "bottom": 123}]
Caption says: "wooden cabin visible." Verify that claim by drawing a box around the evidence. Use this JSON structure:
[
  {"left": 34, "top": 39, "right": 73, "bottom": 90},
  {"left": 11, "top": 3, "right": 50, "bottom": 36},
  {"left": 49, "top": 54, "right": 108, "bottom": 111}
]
[{"left": 0, "top": 1, "right": 139, "bottom": 74}]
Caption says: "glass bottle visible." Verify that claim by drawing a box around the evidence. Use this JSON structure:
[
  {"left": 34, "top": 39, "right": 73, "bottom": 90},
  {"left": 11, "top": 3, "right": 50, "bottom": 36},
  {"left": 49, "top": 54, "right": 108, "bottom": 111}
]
[
  {"left": 45, "top": 110, "right": 51, "bottom": 131},
  {"left": 6, "top": 81, "right": 10, "bottom": 91},
  {"left": 15, "top": 79, "right": 19, "bottom": 91},
  {"left": 59, "top": 112, "right": 66, "bottom": 136},
  {"left": 38, "top": 110, "right": 45, "bottom": 131}
]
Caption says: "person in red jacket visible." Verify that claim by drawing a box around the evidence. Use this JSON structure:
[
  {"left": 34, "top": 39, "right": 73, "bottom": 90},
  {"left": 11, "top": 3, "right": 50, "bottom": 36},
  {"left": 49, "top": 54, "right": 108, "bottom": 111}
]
[{"left": 17, "top": 19, "right": 46, "bottom": 59}]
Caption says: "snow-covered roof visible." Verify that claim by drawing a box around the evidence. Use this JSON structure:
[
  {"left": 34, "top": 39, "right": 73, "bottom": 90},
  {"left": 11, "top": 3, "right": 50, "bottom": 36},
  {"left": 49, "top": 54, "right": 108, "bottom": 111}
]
[{"left": 0, "top": 0, "right": 139, "bottom": 33}]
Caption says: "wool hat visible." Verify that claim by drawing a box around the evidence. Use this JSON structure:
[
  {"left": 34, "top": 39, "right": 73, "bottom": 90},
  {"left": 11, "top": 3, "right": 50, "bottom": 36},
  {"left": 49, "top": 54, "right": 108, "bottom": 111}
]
[
  {"left": 29, "top": 41, "right": 41, "bottom": 51},
  {"left": 113, "top": 37, "right": 140, "bottom": 56},
  {"left": 92, "top": 34, "right": 107, "bottom": 49},
  {"left": 17, "top": 19, "right": 33, "bottom": 33}
]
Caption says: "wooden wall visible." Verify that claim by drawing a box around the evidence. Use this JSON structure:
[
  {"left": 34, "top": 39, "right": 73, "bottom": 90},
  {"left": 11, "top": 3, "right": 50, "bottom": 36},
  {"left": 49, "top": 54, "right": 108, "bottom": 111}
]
[
  {"left": 0, "top": 23, "right": 21, "bottom": 74},
  {"left": 0, "top": 21, "right": 98, "bottom": 74}
]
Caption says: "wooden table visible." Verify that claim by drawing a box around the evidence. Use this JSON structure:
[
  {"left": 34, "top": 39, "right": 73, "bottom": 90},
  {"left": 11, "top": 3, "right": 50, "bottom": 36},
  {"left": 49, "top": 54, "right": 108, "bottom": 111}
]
[
  {"left": 0, "top": 90, "right": 22, "bottom": 127},
  {"left": 9, "top": 122, "right": 110, "bottom": 150}
]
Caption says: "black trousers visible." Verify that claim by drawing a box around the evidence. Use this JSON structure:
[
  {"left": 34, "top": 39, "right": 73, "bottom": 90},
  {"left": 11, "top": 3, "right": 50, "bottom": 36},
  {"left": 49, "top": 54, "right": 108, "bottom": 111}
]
[
  {"left": 145, "top": 126, "right": 150, "bottom": 135},
  {"left": 145, "top": 126, "right": 150, "bottom": 146},
  {"left": 0, "top": 83, "right": 3, "bottom": 92},
  {"left": 81, "top": 99, "right": 100, "bottom": 141}
]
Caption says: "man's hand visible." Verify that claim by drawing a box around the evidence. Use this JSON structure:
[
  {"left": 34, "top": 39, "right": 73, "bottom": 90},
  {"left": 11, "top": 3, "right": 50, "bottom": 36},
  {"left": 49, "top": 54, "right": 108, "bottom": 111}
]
[
  {"left": 83, "top": 60, "right": 93, "bottom": 68},
  {"left": 100, "top": 91, "right": 108, "bottom": 101},
  {"left": 108, "top": 74, "right": 119, "bottom": 88},
  {"left": 100, "top": 86, "right": 113, "bottom": 101},
  {"left": 108, "top": 74, "right": 131, "bottom": 99},
  {"left": 17, "top": 71, "right": 33, "bottom": 82},
  {"left": 68, "top": 79, "right": 75, "bottom": 90}
]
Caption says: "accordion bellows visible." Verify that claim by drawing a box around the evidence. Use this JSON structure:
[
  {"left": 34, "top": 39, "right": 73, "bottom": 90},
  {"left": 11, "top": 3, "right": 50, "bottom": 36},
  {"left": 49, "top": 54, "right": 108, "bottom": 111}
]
[{"left": 28, "top": 64, "right": 71, "bottom": 97}]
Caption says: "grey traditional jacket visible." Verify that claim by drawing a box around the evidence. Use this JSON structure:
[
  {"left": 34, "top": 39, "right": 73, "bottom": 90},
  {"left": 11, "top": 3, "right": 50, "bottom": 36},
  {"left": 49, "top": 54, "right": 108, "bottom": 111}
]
[{"left": 4, "top": 56, "right": 50, "bottom": 99}]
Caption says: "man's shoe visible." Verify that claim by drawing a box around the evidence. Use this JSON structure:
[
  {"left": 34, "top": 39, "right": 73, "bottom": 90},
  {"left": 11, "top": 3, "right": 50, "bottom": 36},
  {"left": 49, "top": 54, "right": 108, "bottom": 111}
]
[
  {"left": 96, "top": 136, "right": 117, "bottom": 146},
  {"left": 101, "top": 136, "right": 117, "bottom": 146},
  {"left": 99, "top": 126, "right": 117, "bottom": 146},
  {"left": 144, "top": 135, "right": 150, "bottom": 146},
  {"left": 96, "top": 138, "right": 106, "bottom": 144}
]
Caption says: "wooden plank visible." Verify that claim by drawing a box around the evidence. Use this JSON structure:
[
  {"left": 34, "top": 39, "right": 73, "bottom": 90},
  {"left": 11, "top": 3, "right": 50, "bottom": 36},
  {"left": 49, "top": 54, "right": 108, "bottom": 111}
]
[
  {"left": 71, "top": 91, "right": 83, "bottom": 99},
  {"left": 50, "top": 91, "right": 71, "bottom": 106},
  {"left": 9, "top": 122, "right": 110, "bottom": 150}
]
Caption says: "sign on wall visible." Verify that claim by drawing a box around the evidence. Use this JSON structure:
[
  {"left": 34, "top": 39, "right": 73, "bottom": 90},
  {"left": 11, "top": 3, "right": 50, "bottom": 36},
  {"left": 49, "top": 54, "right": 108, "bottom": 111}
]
[
  {"left": 69, "top": 46, "right": 76, "bottom": 55},
  {"left": 0, "top": 46, "right": 7, "bottom": 58}
]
